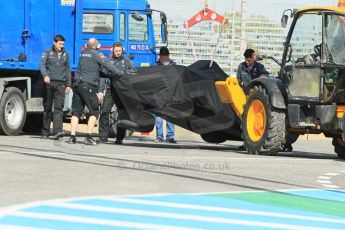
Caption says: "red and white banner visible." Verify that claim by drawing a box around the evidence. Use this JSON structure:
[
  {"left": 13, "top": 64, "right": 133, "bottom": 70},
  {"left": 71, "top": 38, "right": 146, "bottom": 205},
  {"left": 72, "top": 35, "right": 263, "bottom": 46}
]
[{"left": 184, "top": 8, "right": 229, "bottom": 29}]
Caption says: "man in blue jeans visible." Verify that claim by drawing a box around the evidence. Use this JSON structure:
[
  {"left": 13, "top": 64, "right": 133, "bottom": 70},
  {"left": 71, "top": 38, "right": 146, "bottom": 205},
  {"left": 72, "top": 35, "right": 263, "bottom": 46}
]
[{"left": 155, "top": 47, "right": 177, "bottom": 144}]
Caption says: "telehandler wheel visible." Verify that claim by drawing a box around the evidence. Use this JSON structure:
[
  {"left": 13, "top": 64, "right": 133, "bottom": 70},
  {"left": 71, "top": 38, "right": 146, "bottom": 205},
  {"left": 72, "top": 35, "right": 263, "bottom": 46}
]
[
  {"left": 0, "top": 87, "right": 26, "bottom": 135},
  {"left": 200, "top": 131, "right": 228, "bottom": 144},
  {"left": 242, "top": 86, "right": 285, "bottom": 155},
  {"left": 332, "top": 137, "right": 345, "bottom": 159}
]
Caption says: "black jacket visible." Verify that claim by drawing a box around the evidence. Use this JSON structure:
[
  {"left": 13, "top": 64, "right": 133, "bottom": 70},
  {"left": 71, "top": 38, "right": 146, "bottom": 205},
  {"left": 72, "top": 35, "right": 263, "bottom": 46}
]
[
  {"left": 40, "top": 47, "right": 71, "bottom": 87},
  {"left": 99, "top": 55, "right": 135, "bottom": 92},
  {"left": 110, "top": 56, "right": 135, "bottom": 73},
  {"left": 76, "top": 48, "right": 124, "bottom": 86},
  {"left": 236, "top": 61, "right": 268, "bottom": 88}
]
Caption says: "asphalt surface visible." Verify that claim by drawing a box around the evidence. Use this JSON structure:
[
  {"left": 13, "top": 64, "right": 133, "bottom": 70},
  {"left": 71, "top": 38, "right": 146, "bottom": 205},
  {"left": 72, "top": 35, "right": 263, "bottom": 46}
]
[{"left": 0, "top": 134, "right": 344, "bottom": 208}]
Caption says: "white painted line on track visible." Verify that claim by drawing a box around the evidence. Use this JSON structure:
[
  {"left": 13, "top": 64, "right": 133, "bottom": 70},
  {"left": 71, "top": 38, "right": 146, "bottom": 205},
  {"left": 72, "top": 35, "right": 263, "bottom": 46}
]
[
  {"left": 320, "top": 184, "right": 340, "bottom": 189},
  {"left": 316, "top": 180, "right": 332, "bottom": 184},
  {"left": 92, "top": 197, "right": 345, "bottom": 224},
  {"left": 317, "top": 171, "right": 344, "bottom": 189},
  {"left": 2, "top": 189, "right": 344, "bottom": 222},
  {"left": 324, "top": 173, "right": 340, "bottom": 176},
  {"left": 11, "top": 211, "right": 198, "bottom": 230},
  {"left": 12, "top": 208, "right": 331, "bottom": 230},
  {"left": 317, "top": 176, "right": 330, "bottom": 180}
]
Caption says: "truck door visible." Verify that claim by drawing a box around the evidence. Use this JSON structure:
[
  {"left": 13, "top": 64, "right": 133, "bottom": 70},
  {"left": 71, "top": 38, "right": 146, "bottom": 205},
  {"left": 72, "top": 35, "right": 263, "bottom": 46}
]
[{"left": 126, "top": 11, "right": 155, "bottom": 67}]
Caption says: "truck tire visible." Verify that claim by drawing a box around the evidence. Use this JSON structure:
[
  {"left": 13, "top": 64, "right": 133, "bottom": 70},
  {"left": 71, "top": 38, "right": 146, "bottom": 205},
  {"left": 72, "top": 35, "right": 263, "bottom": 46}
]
[
  {"left": 22, "top": 114, "right": 43, "bottom": 134},
  {"left": 200, "top": 131, "right": 227, "bottom": 144},
  {"left": 242, "top": 86, "right": 285, "bottom": 155},
  {"left": 108, "top": 106, "right": 134, "bottom": 138},
  {"left": 332, "top": 137, "right": 345, "bottom": 159},
  {"left": 0, "top": 87, "right": 26, "bottom": 135}
]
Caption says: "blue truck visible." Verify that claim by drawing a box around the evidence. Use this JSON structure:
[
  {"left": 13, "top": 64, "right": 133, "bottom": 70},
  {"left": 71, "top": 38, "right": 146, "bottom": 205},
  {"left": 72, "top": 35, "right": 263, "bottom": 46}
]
[{"left": 0, "top": 0, "right": 167, "bottom": 135}]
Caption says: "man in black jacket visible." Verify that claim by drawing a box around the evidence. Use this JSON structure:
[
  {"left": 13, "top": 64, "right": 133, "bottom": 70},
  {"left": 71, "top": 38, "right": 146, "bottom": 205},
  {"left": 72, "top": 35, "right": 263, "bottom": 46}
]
[
  {"left": 236, "top": 48, "right": 268, "bottom": 94},
  {"left": 69, "top": 38, "right": 124, "bottom": 145},
  {"left": 40, "top": 34, "right": 71, "bottom": 140},
  {"left": 98, "top": 42, "right": 135, "bottom": 145},
  {"left": 236, "top": 49, "right": 268, "bottom": 150},
  {"left": 237, "top": 49, "right": 293, "bottom": 152}
]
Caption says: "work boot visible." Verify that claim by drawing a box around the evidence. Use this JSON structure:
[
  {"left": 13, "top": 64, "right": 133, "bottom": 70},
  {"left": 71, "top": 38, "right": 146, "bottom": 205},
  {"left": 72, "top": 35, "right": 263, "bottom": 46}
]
[
  {"left": 114, "top": 139, "right": 123, "bottom": 145},
  {"left": 84, "top": 135, "right": 97, "bottom": 145},
  {"left": 97, "top": 137, "right": 108, "bottom": 143},
  {"left": 51, "top": 131, "right": 65, "bottom": 140},
  {"left": 40, "top": 134, "right": 49, "bottom": 139},
  {"left": 238, "top": 145, "right": 246, "bottom": 151},
  {"left": 282, "top": 144, "right": 293, "bottom": 152},
  {"left": 68, "top": 135, "right": 77, "bottom": 144},
  {"left": 166, "top": 139, "right": 177, "bottom": 144},
  {"left": 155, "top": 138, "right": 164, "bottom": 143}
]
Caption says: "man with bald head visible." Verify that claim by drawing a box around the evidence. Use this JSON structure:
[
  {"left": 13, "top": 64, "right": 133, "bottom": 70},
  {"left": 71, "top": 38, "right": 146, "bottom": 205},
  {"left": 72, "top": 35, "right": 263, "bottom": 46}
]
[{"left": 69, "top": 38, "right": 124, "bottom": 145}]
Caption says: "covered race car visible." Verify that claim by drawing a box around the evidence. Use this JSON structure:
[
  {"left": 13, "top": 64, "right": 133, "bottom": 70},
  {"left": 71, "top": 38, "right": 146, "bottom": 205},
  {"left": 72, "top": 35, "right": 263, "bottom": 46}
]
[{"left": 112, "top": 60, "right": 244, "bottom": 144}]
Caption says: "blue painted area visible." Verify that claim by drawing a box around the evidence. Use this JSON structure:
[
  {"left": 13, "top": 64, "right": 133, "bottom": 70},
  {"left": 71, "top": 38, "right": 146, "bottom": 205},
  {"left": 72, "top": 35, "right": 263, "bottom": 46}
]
[
  {"left": 17, "top": 205, "right": 260, "bottom": 230},
  {"left": 68, "top": 198, "right": 345, "bottom": 229},
  {"left": 128, "top": 192, "right": 345, "bottom": 221},
  {"left": 0, "top": 189, "right": 344, "bottom": 230},
  {"left": 0, "top": 215, "right": 121, "bottom": 230}
]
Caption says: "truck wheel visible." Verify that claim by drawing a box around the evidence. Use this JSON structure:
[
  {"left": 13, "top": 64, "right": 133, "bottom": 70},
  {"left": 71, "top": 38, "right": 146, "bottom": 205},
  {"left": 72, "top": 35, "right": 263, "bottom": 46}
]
[
  {"left": 22, "top": 114, "right": 43, "bottom": 134},
  {"left": 109, "top": 106, "right": 134, "bottom": 138},
  {"left": 0, "top": 87, "right": 26, "bottom": 135},
  {"left": 242, "top": 86, "right": 285, "bottom": 155},
  {"left": 200, "top": 131, "right": 227, "bottom": 144},
  {"left": 332, "top": 137, "right": 345, "bottom": 159}
]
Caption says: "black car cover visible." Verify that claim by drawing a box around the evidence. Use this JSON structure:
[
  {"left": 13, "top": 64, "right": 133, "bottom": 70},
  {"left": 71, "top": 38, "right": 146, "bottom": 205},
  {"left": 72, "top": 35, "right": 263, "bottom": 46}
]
[{"left": 112, "top": 60, "right": 242, "bottom": 140}]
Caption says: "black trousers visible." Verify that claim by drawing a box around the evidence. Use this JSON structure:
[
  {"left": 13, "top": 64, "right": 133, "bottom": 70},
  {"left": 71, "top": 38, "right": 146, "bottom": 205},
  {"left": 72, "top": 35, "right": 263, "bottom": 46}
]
[
  {"left": 99, "top": 87, "right": 126, "bottom": 141},
  {"left": 42, "top": 81, "right": 65, "bottom": 135}
]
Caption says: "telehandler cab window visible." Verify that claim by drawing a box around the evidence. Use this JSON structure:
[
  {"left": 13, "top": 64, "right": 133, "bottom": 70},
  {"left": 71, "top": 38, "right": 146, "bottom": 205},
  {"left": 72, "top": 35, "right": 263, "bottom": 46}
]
[
  {"left": 324, "top": 14, "right": 345, "bottom": 65},
  {"left": 83, "top": 13, "right": 114, "bottom": 34},
  {"left": 129, "top": 13, "right": 149, "bottom": 42},
  {"left": 289, "top": 13, "right": 322, "bottom": 65}
]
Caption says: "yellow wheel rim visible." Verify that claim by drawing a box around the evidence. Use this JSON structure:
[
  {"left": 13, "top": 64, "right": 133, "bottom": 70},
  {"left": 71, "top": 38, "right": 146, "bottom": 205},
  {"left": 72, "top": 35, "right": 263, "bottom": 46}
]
[{"left": 247, "top": 100, "right": 266, "bottom": 142}]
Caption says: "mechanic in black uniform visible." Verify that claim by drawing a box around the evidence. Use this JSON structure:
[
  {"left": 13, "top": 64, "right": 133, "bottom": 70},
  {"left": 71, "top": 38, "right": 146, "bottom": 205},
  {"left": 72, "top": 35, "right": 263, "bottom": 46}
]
[
  {"left": 40, "top": 34, "right": 71, "bottom": 140},
  {"left": 236, "top": 48, "right": 268, "bottom": 94},
  {"left": 98, "top": 42, "right": 135, "bottom": 145},
  {"left": 69, "top": 38, "right": 124, "bottom": 145},
  {"left": 237, "top": 48, "right": 268, "bottom": 150}
]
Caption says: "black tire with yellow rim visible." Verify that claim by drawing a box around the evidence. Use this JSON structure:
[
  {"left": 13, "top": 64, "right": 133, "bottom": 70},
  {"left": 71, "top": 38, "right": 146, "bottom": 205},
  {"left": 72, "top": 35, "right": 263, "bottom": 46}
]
[{"left": 242, "top": 86, "right": 285, "bottom": 155}]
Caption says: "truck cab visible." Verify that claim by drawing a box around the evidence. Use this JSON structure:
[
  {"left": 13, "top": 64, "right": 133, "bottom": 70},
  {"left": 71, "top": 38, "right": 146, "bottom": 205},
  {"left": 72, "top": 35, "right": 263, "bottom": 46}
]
[{"left": 0, "top": 0, "right": 167, "bottom": 135}]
